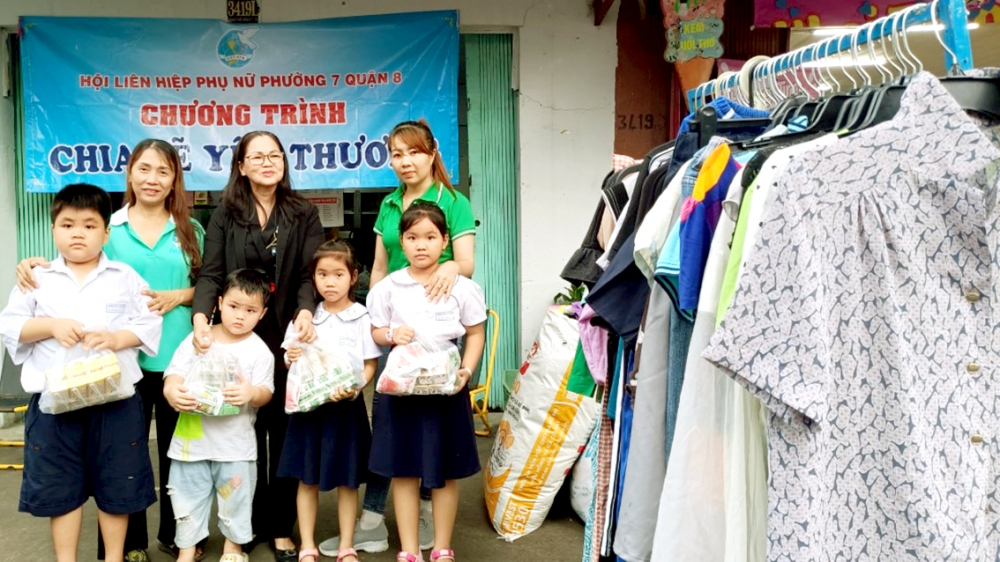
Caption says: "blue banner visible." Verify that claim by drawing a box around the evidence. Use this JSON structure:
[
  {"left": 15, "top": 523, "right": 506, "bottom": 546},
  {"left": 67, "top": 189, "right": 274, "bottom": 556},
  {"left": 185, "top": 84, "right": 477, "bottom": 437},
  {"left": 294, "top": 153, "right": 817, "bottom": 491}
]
[{"left": 20, "top": 12, "right": 459, "bottom": 192}]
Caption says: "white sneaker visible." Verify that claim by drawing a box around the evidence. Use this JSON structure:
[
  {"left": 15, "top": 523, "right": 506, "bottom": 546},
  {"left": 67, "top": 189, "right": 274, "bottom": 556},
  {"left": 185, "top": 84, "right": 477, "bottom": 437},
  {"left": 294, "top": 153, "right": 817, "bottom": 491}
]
[
  {"left": 419, "top": 511, "right": 434, "bottom": 551},
  {"left": 318, "top": 519, "right": 390, "bottom": 556}
]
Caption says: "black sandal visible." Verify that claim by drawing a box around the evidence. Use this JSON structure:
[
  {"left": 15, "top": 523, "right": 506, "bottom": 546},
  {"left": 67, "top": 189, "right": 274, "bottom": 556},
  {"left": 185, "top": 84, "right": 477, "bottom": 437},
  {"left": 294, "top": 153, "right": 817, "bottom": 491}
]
[{"left": 157, "top": 542, "right": 207, "bottom": 561}]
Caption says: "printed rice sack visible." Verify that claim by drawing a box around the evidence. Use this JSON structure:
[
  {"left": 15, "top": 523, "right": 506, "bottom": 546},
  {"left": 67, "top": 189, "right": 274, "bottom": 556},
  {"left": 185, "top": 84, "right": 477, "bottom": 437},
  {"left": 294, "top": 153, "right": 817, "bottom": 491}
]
[{"left": 484, "top": 306, "right": 600, "bottom": 541}]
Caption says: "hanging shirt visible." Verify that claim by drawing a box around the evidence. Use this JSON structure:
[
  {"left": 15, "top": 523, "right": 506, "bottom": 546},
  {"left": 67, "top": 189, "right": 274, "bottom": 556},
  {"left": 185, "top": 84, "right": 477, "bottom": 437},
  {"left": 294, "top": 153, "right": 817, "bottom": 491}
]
[
  {"left": 703, "top": 71, "right": 1000, "bottom": 561},
  {"left": 612, "top": 283, "right": 672, "bottom": 562},
  {"left": 597, "top": 169, "right": 640, "bottom": 270},
  {"left": 587, "top": 139, "right": 699, "bottom": 344},
  {"left": 633, "top": 160, "right": 690, "bottom": 280},
  {"left": 578, "top": 304, "right": 610, "bottom": 386},
  {"left": 704, "top": 135, "right": 839, "bottom": 562},
  {"left": 651, "top": 160, "right": 743, "bottom": 562},
  {"left": 737, "top": 135, "right": 839, "bottom": 285},
  {"left": 717, "top": 135, "right": 839, "bottom": 325},
  {"left": 653, "top": 136, "right": 728, "bottom": 321},
  {"left": 678, "top": 143, "right": 741, "bottom": 312}
]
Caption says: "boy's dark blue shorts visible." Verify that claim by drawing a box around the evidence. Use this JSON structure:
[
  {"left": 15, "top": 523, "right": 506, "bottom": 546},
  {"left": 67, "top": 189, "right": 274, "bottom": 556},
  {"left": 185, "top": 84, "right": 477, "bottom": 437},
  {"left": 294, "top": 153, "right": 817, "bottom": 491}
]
[{"left": 19, "top": 391, "right": 157, "bottom": 518}]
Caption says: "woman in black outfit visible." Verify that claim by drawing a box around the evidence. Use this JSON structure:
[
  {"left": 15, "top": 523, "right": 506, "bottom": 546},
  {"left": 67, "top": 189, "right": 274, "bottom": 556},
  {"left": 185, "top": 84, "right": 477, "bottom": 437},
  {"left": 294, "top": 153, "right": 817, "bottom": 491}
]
[{"left": 192, "top": 131, "right": 324, "bottom": 562}]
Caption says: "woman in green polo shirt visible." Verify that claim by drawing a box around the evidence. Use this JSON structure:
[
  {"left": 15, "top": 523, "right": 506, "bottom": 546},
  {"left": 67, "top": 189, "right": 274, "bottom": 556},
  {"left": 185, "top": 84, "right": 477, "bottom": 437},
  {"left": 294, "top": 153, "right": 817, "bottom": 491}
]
[
  {"left": 319, "top": 120, "right": 476, "bottom": 557},
  {"left": 16, "top": 139, "right": 205, "bottom": 562}
]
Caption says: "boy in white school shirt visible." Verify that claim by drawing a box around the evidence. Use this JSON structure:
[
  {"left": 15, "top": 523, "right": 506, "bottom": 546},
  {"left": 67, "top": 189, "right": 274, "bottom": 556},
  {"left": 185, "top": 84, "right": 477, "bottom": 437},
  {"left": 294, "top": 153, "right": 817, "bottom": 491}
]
[{"left": 0, "top": 183, "right": 163, "bottom": 562}]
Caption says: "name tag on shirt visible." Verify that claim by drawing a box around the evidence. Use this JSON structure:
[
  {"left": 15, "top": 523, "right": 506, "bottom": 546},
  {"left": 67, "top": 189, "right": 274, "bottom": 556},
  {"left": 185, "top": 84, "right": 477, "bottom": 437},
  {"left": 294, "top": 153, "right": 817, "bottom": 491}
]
[
  {"left": 338, "top": 336, "right": 356, "bottom": 349},
  {"left": 433, "top": 310, "right": 458, "bottom": 322},
  {"left": 106, "top": 302, "right": 127, "bottom": 314}
]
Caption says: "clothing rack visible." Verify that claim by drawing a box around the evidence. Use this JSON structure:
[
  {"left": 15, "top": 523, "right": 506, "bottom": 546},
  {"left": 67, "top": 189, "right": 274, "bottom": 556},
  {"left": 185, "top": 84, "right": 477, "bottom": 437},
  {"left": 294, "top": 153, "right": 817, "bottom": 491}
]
[{"left": 686, "top": 0, "right": 975, "bottom": 111}]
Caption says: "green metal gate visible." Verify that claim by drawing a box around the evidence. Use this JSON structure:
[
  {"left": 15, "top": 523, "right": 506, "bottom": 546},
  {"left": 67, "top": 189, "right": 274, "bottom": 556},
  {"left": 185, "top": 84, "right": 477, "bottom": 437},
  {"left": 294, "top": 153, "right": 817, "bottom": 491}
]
[
  {"left": 9, "top": 35, "right": 56, "bottom": 261},
  {"left": 464, "top": 34, "right": 518, "bottom": 409}
]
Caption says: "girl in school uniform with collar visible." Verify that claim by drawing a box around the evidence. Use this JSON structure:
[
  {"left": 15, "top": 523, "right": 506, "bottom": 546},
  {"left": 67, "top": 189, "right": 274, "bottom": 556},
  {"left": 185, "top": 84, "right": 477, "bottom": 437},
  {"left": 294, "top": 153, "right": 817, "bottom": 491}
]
[
  {"left": 277, "top": 240, "right": 381, "bottom": 562},
  {"left": 365, "top": 201, "right": 487, "bottom": 562}
]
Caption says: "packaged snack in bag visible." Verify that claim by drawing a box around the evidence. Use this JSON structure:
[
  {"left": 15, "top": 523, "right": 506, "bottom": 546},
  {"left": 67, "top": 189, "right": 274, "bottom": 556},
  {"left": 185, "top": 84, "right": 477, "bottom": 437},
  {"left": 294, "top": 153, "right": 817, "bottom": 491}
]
[
  {"left": 187, "top": 345, "right": 241, "bottom": 416},
  {"left": 377, "top": 336, "right": 461, "bottom": 396},
  {"left": 40, "top": 344, "right": 131, "bottom": 414},
  {"left": 283, "top": 337, "right": 363, "bottom": 414}
]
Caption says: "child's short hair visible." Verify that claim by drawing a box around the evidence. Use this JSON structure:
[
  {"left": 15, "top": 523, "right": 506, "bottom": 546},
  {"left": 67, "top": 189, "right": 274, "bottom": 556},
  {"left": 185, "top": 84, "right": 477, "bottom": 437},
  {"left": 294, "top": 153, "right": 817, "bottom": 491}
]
[
  {"left": 310, "top": 240, "right": 360, "bottom": 299},
  {"left": 399, "top": 200, "right": 448, "bottom": 238},
  {"left": 223, "top": 269, "right": 271, "bottom": 307},
  {"left": 51, "top": 183, "right": 112, "bottom": 226}
]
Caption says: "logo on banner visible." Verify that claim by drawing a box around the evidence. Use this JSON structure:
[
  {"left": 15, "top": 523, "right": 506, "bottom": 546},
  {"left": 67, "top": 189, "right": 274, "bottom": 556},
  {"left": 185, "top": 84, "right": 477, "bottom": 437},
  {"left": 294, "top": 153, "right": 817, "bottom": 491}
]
[{"left": 217, "top": 28, "right": 259, "bottom": 69}]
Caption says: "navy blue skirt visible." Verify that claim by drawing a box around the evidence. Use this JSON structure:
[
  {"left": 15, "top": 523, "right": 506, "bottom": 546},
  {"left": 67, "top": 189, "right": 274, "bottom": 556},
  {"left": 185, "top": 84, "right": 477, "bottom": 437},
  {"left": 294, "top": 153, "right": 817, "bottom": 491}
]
[
  {"left": 277, "top": 397, "right": 371, "bottom": 491},
  {"left": 368, "top": 386, "right": 481, "bottom": 489}
]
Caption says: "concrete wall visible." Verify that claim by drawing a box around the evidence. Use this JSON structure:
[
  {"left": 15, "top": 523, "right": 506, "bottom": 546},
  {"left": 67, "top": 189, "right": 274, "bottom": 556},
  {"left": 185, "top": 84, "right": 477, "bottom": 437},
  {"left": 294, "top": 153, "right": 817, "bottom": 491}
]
[{"left": 0, "top": 0, "right": 618, "bottom": 358}]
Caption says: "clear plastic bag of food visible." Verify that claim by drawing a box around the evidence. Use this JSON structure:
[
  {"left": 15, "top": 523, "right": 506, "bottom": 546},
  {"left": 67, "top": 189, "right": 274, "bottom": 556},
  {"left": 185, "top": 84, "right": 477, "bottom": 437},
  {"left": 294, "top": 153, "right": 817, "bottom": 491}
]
[
  {"left": 40, "top": 344, "right": 131, "bottom": 415},
  {"left": 283, "top": 337, "right": 363, "bottom": 414},
  {"left": 377, "top": 336, "right": 461, "bottom": 396},
  {"left": 187, "top": 345, "right": 242, "bottom": 416}
]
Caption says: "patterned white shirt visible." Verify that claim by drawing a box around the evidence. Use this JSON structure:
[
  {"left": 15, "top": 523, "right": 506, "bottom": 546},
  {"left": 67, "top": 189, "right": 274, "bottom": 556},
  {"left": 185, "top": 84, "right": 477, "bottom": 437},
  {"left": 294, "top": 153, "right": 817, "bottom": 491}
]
[{"left": 703, "top": 71, "right": 1000, "bottom": 560}]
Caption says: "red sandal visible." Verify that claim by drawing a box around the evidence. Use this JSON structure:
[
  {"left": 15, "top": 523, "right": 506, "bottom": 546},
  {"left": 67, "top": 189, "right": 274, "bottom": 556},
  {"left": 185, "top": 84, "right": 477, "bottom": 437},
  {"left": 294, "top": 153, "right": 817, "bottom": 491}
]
[
  {"left": 396, "top": 552, "right": 424, "bottom": 562},
  {"left": 337, "top": 548, "right": 359, "bottom": 562},
  {"left": 430, "top": 550, "right": 455, "bottom": 561},
  {"left": 298, "top": 549, "right": 319, "bottom": 562}
]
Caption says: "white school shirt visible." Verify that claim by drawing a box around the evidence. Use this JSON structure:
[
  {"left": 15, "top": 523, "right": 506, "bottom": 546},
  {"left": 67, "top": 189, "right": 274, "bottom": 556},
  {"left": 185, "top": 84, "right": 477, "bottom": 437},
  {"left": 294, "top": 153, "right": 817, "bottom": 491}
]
[
  {"left": 366, "top": 270, "right": 487, "bottom": 343},
  {"left": 283, "top": 302, "right": 382, "bottom": 374},
  {"left": 0, "top": 254, "right": 162, "bottom": 394},
  {"left": 164, "top": 332, "right": 274, "bottom": 462}
]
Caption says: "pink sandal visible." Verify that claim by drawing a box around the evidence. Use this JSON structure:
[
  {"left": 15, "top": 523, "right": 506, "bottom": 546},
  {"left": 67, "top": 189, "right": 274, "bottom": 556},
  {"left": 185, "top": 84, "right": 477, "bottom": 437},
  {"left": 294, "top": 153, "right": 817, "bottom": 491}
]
[
  {"left": 396, "top": 552, "right": 424, "bottom": 562},
  {"left": 298, "top": 549, "right": 319, "bottom": 562},
  {"left": 337, "top": 548, "right": 359, "bottom": 562},
  {"left": 431, "top": 550, "right": 455, "bottom": 561}
]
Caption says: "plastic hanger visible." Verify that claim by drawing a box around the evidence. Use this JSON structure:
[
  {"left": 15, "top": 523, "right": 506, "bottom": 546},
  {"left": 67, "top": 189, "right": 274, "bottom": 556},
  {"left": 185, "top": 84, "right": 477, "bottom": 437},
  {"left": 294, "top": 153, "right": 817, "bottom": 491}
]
[
  {"left": 860, "top": 5, "right": 931, "bottom": 128},
  {"left": 852, "top": 19, "right": 898, "bottom": 131},
  {"left": 930, "top": 0, "right": 1000, "bottom": 119},
  {"left": 835, "top": 24, "right": 879, "bottom": 131}
]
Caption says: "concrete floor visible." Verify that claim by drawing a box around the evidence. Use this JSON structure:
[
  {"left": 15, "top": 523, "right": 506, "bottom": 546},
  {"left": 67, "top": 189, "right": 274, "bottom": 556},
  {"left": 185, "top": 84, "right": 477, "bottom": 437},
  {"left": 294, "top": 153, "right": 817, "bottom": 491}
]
[{"left": 0, "top": 409, "right": 585, "bottom": 561}]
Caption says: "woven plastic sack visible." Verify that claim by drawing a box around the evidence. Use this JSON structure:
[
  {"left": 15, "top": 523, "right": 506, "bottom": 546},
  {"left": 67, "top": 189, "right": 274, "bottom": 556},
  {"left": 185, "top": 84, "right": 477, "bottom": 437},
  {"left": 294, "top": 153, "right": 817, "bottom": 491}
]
[
  {"left": 282, "top": 338, "right": 362, "bottom": 414},
  {"left": 484, "top": 306, "right": 599, "bottom": 541},
  {"left": 377, "top": 336, "right": 461, "bottom": 396},
  {"left": 40, "top": 343, "right": 131, "bottom": 415},
  {"left": 187, "top": 345, "right": 241, "bottom": 416}
]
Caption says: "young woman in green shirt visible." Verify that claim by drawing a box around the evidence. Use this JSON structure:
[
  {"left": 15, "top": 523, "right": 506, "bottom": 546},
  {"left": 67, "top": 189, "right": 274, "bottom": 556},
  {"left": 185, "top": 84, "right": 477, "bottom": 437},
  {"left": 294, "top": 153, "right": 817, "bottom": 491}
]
[{"left": 16, "top": 139, "right": 205, "bottom": 562}]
